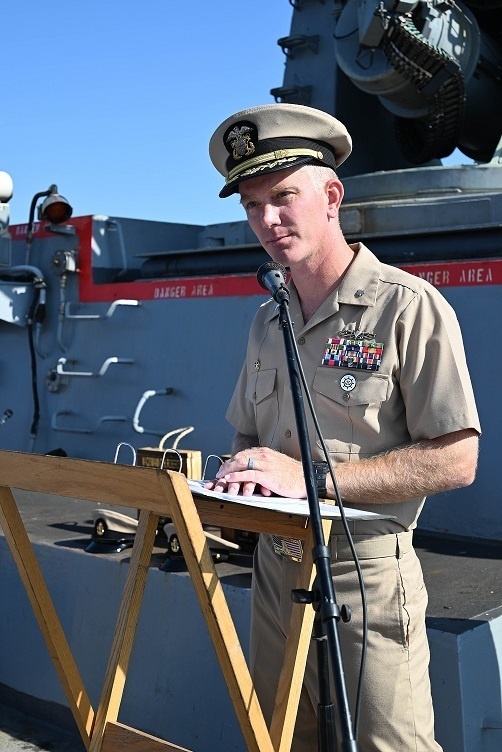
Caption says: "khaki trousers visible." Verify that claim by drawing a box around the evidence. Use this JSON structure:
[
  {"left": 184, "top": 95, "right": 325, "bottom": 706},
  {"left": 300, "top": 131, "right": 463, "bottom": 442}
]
[{"left": 250, "top": 532, "right": 442, "bottom": 752}]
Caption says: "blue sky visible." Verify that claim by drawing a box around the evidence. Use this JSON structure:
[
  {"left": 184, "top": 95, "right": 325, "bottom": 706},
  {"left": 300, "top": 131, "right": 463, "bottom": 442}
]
[
  {"left": 3, "top": 1, "right": 287, "bottom": 228},
  {"left": 3, "top": 1, "right": 468, "bottom": 230}
]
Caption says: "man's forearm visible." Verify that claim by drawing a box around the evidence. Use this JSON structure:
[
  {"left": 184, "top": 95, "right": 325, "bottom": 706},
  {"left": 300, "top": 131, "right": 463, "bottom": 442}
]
[
  {"left": 221, "top": 428, "right": 479, "bottom": 504},
  {"left": 329, "top": 429, "right": 479, "bottom": 504}
]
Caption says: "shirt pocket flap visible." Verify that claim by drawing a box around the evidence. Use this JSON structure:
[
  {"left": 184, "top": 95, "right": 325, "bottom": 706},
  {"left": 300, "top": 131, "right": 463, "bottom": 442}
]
[
  {"left": 245, "top": 368, "right": 277, "bottom": 405},
  {"left": 313, "top": 367, "right": 390, "bottom": 406}
]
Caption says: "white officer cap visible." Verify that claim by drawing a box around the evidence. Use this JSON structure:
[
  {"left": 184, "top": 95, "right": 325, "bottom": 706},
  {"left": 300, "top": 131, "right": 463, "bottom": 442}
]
[{"left": 209, "top": 103, "right": 352, "bottom": 198}]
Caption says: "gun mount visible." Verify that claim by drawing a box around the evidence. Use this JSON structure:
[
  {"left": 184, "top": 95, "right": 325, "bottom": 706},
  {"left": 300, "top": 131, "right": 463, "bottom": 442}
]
[{"left": 273, "top": 0, "right": 501, "bottom": 174}]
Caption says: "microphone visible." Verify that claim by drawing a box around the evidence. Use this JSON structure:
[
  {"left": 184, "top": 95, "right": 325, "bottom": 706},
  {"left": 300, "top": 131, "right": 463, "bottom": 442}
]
[{"left": 257, "top": 262, "right": 290, "bottom": 303}]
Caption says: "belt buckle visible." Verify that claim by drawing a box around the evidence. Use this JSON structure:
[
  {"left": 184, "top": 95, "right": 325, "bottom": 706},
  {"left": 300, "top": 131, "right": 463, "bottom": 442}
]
[{"left": 272, "top": 536, "right": 303, "bottom": 563}]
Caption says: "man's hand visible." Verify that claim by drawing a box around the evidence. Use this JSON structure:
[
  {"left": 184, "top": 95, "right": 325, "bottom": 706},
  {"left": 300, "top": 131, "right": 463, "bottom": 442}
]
[
  {"left": 204, "top": 428, "right": 479, "bottom": 503},
  {"left": 204, "top": 447, "right": 307, "bottom": 498}
]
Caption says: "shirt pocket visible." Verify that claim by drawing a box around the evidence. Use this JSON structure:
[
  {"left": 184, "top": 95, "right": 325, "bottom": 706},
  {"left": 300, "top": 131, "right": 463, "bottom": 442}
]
[
  {"left": 245, "top": 369, "right": 279, "bottom": 447},
  {"left": 312, "top": 367, "right": 391, "bottom": 458}
]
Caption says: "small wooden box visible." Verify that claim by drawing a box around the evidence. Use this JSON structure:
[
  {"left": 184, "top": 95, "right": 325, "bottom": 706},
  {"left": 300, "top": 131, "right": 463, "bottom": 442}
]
[{"left": 136, "top": 447, "right": 202, "bottom": 479}]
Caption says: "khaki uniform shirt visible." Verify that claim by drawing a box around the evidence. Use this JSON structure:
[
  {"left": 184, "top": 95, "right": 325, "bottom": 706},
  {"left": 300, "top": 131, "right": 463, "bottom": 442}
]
[{"left": 226, "top": 243, "right": 480, "bottom": 534}]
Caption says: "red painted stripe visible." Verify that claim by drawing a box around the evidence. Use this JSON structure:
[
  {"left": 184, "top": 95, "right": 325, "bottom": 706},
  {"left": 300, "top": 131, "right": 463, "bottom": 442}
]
[
  {"left": 78, "top": 257, "right": 501, "bottom": 303},
  {"left": 80, "top": 274, "right": 265, "bottom": 303},
  {"left": 9, "top": 219, "right": 502, "bottom": 303},
  {"left": 400, "top": 259, "right": 502, "bottom": 288}
]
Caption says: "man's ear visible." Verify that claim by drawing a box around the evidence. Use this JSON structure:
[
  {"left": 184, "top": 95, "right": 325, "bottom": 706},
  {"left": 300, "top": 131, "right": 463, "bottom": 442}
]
[{"left": 326, "top": 177, "right": 344, "bottom": 218}]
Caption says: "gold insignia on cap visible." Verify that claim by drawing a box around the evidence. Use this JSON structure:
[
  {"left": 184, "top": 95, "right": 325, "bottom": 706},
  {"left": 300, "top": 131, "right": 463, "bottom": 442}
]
[
  {"left": 240, "top": 156, "right": 299, "bottom": 180},
  {"left": 226, "top": 125, "right": 256, "bottom": 161},
  {"left": 227, "top": 147, "right": 324, "bottom": 184}
]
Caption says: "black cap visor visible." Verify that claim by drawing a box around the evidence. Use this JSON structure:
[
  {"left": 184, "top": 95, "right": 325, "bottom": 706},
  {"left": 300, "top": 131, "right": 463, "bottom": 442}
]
[{"left": 220, "top": 137, "right": 338, "bottom": 198}]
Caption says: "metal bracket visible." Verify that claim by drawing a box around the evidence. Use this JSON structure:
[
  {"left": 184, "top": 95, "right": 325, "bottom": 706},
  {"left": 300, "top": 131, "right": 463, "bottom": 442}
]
[
  {"left": 481, "top": 717, "right": 502, "bottom": 729},
  {"left": 51, "top": 411, "right": 128, "bottom": 434},
  {"left": 289, "top": 0, "right": 325, "bottom": 9},
  {"left": 56, "top": 356, "right": 134, "bottom": 377},
  {"left": 132, "top": 388, "right": 175, "bottom": 436},
  {"left": 64, "top": 299, "right": 140, "bottom": 320},
  {"left": 277, "top": 35, "right": 319, "bottom": 58},
  {"left": 114, "top": 442, "right": 137, "bottom": 466},
  {"left": 270, "top": 85, "right": 312, "bottom": 105}
]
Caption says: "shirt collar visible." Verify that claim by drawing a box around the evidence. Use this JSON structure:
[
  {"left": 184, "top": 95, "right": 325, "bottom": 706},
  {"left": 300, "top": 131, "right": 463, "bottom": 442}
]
[
  {"left": 262, "top": 243, "right": 381, "bottom": 324},
  {"left": 336, "top": 243, "right": 380, "bottom": 307}
]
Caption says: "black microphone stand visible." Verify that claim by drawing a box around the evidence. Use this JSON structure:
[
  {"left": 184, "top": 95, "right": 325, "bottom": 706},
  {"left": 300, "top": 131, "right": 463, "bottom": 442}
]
[{"left": 258, "top": 263, "right": 358, "bottom": 752}]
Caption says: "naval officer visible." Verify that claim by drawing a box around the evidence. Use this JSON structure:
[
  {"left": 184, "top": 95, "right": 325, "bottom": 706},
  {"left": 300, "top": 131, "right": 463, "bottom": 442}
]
[{"left": 206, "top": 103, "right": 480, "bottom": 751}]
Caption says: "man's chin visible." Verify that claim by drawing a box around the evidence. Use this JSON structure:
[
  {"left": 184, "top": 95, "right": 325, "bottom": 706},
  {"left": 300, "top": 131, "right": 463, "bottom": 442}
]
[{"left": 265, "top": 239, "right": 296, "bottom": 263}]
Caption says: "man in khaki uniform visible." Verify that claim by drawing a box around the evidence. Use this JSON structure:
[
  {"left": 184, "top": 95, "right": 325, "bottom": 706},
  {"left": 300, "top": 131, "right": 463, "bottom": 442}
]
[{"left": 207, "top": 103, "right": 480, "bottom": 751}]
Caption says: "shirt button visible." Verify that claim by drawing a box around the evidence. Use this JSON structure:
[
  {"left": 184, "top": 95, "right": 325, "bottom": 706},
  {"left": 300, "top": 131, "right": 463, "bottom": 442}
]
[
  {"left": 298, "top": 337, "right": 305, "bottom": 345},
  {"left": 285, "top": 430, "right": 292, "bottom": 438}
]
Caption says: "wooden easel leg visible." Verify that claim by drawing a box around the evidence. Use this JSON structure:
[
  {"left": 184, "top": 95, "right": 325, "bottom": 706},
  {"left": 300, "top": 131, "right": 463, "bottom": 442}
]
[
  {"left": 159, "top": 472, "right": 275, "bottom": 752},
  {"left": 270, "top": 519, "right": 333, "bottom": 752},
  {"left": 89, "top": 509, "right": 158, "bottom": 752},
  {"left": 0, "top": 486, "right": 95, "bottom": 749}
]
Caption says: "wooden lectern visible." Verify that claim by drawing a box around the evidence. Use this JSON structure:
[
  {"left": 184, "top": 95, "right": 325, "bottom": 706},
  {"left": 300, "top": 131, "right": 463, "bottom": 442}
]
[{"left": 0, "top": 451, "right": 331, "bottom": 752}]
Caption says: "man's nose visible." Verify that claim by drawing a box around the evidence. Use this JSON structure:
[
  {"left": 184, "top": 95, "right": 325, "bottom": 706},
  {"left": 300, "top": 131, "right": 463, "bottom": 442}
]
[{"left": 261, "top": 203, "right": 280, "bottom": 227}]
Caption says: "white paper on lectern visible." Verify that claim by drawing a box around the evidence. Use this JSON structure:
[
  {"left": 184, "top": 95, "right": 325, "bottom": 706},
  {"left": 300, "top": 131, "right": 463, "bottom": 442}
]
[{"left": 188, "top": 480, "right": 394, "bottom": 521}]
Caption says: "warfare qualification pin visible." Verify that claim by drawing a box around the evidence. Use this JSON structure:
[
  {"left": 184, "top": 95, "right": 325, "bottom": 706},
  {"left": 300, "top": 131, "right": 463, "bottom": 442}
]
[{"left": 340, "top": 374, "right": 357, "bottom": 392}]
